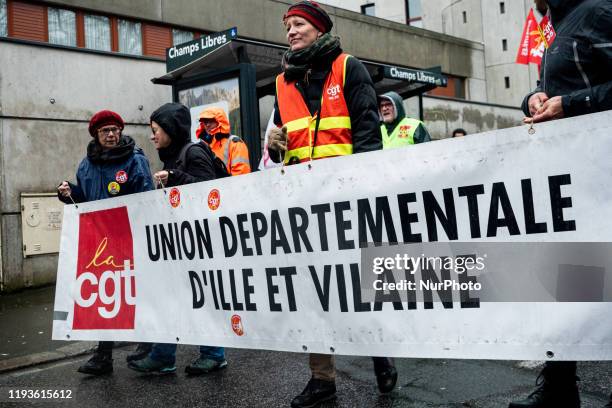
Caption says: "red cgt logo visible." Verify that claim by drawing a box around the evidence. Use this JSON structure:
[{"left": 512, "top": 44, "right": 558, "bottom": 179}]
[
  {"left": 115, "top": 170, "right": 128, "bottom": 184},
  {"left": 208, "top": 189, "right": 220, "bottom": 211},
  {"left": 169, "top": 187, "right": 181, "bottom": 208},
  {"left": 73, "top": 207, "right": 136, "bottom": 330},
  {"left": 231, "top": 315, "right": 244, "bottom": 336}
]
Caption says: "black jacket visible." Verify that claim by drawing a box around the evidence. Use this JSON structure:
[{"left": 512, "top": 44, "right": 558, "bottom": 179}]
[
  {"left": 272, "top": 53, "right": 382, "bottom": 161},
  {"left": 522, "top": 0, "right": 612, "bottom": 117},
  {"left": 151, "top": 103, "right": 216, "bottom": 187}
]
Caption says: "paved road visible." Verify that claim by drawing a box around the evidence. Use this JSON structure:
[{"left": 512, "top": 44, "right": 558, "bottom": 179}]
[
  {"left": 0, "top": 286, "right": 75, "bottom": 361},
  {"left": 0, "top": 345, "right": 610, "bottom": 407}
]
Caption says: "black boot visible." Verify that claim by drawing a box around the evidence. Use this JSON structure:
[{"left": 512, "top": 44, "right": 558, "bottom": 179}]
[
  {"left": 290, "top": 377, "right": 336, "bottom": 408},
  {"left": 77, "top": 342, "right": 113, "bottom": 375},
  {"left": 372, "top": 357, "right": 398, "bottom": 393},
  {"left": 126, "top": 343, "right": 152, "bottom": 362},
  {"left": 509, "top": 362, "right": 579, "bottom": 408}
]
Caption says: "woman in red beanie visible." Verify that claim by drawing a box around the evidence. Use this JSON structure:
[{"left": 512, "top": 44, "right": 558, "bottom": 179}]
[
  {"left": 57, "top": 110, "right": 154, "bottom": 375},
  {"left": 266, "top": 2, "right": 396, "bottom": 407}
]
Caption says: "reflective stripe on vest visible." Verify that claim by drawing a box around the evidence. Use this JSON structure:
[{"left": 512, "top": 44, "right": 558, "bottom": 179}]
[
  {"left": 381, "top": 117, "right": 422, "bottom": 149},
  {"left": 276, "top": 53, "right": 353, "bottom": 164}
]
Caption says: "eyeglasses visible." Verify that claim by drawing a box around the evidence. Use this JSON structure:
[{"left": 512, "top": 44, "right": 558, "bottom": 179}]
[{"left": 98, "top": 126, "right": 121, "bottom": 136}]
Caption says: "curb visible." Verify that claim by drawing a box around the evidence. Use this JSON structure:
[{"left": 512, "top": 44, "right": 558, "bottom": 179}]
[{"left": 0, "top": 342, "right": 132, "bottom": 374}]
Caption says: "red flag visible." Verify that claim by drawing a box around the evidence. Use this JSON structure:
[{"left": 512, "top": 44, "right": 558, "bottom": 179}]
[
  {"left": 538, "top": 15, "right": 556, "bottom": 49},
  {"left": 516, "top": 9, "right": 544, "bottom": 66}
]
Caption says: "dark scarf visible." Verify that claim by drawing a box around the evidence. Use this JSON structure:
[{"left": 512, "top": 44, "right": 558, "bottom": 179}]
[
  {"left": 158, "top": 138, "right": 189, "bottom": 166},
  {"left": 87, "top": 135, "right": 135, "bottom": 164},
  {"left": 283, "top": 33, "right": 342, "bottom": 81}
]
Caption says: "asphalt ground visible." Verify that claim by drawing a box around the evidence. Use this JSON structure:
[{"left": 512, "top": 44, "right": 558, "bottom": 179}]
[
  {"left": 0, "top": 345, "right": 610, "bottom": 407},
  {"left": 0, "top": 286, "right": 610, "bottom": 407}
]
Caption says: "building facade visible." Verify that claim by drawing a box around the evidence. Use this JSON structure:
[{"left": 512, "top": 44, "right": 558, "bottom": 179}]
[
  {"left": 320, "top": 0, "right": 541, "bottom": 107},
  {"left": 0, "top": 0, "right": 522, "bottom": 291}
]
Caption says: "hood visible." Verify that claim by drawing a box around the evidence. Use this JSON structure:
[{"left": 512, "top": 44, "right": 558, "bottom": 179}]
[
  {"left": 547, "top": 0, "right": 583, "bottom": 24},
  {"left": 150, "top": 102, "right": 192, "bottom": 163},
  {"left": 150, "top": 102, "right": 192, "bottom": 146},
  {"left": 198, "top": 107, "right": 231, "bottom": 136},
  {"left": 378, "top": 91, "right": 406, "bottom": 123}
]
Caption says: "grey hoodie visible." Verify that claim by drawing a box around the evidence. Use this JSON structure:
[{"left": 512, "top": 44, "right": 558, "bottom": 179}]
[{"left": 378, "top": 91, "right": 431, "bottom": 144}]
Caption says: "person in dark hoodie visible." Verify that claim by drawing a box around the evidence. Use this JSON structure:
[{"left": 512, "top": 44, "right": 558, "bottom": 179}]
[
  {"left": 148, "top": 102, "right": 216, "bottom": 187},
  {"left": 378, "top": 91, "right": 430, "bottom": 148},
  {"left": 512, "top": 1, "right": 612, "bottom": 407},
  {"left": 126, "top": 102, "right": 217, "bottom": 375},
  {"left": 522, "top": 0, "right": 612, "bottom": 124},
  {"left": 58, "top": 110, "right": 154, "bottom": 376}
]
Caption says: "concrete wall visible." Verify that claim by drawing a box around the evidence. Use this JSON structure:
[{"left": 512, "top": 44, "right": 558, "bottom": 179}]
[
  {"left": 422, "top": 96, "right": 524, "bottom": 139},
  {"left": 0, "top": 41, "right": 170, "bottom": 291},
  {"left": 47, "top": 0, "right": 484, "bottom": 82},
  {"left": 421, "top": 0, "right": 541, "bottom": 107},
  {"left": 480, "top": 0, "right": 540, "bottom": 107},
  {"left": 421, "top": 0, "right": 451, "bottom": 33},
  {"left": 441, "top": 0, "right": 483, "bottom": 43},
  {"left": 320, "top": 0, "right": 406, "bottom": 23}
]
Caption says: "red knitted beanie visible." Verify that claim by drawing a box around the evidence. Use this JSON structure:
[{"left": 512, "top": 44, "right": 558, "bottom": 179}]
[
  {"left": 284, "top": 1, "right": 333, "bottom": 33},
  {"left": 88, "top": 110, "right": 125, "bottom": 136}
]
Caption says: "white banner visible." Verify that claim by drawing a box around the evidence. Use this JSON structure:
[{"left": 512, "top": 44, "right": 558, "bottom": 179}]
[{"left": 53, "top": 111, "right": 612, "bottom": 360}]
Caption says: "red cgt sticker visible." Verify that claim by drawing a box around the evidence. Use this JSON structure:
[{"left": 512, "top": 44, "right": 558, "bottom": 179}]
[
  {"left": 208, "top": 189, "right": 220, "bottom": 211},
  {"left": 115, "top": 170, "right": 128, "bottom": 184},
  {"left": 169, "top": 188, "right": 181, "bottom": 208},
  {"left": 231, "top": 315, "right": 244, "bottom": 336}
]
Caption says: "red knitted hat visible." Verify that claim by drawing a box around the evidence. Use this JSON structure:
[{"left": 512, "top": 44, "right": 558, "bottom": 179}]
[
  {"left": 88, "top": 110, "right": 125, "bottom": 137},
  {"left": 284, "top": 1, "right": 333, "bottom": 33}
]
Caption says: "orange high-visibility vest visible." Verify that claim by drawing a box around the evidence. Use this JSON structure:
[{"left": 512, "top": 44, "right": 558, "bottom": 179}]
[
  {"left": 276, "top": 53, "right": 353, "bottom": 164},
  {"left": 208, "top": 135, "right": 251, "bottom": 176}
]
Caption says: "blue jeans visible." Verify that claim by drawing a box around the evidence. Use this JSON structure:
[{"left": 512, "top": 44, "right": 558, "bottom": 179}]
[
  {"left": 198, "top": 345, "right": 225, "bottom": 362},
  {"left": 150, "top": 344, "right": 224, "bottom": 364}
]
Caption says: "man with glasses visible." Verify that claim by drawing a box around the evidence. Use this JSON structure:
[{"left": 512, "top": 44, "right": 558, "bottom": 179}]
[{"left": 58, "top": 110, "right": 154, "bottom": 375}]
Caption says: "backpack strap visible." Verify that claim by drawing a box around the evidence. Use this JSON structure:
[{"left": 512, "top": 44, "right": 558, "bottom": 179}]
[{"left": 176, "top": 142, "right": 196, "bottom": 172}]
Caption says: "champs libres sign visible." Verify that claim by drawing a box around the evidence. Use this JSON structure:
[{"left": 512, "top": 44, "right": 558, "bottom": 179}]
[
  {"left": 165, "top": 27, "right": 238, "bottom": 73},
  {"left": 53, "top": 111, "right": 612, "bottom": 361}
]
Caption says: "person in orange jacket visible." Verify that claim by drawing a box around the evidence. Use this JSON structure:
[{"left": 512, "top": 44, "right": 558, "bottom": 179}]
[{"left": 196, "top": 107, "right": 251, "bottom": 175}]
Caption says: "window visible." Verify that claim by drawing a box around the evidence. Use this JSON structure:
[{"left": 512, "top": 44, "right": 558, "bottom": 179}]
[
  {"left": 427, "top": 76, "right": 466, "bottom": 99},
  {"left": 406, "top": 0, "right": 422, "bottom": 26},
  {"left": 172, "top": 28, "right": 193, "bottom": 45},
  {"left": 361, "top": 3, "right": 375, "bottom": 16},
  {"left": 502, "top": 38, "right": 507, "bottom": 51},
  {"left": 4, "top": 2, "right": 199, "bottom": 59},
  {"left": 500, "top": 2, "right": 505, "bottom": 14},
  {"left": 0, "top": 0, "right": 7, "bottom": 37},
  {"left": 462, "top": 11, "right": 467, "bottom": 23},
  {"left": 142, "top": 24, "right": 171, "bottom": 58},
  {"left": 48, "top": 8, "right": 76, "bottom": 46},
  {"left": 118, "top": 19, "right": 142, "bottom": 55},
  {"left": 84, "top": 14, "right": 111, "bottom": 51},
  {"left": 505, "top": 76, "right": 510, "bottom": 88},
  {"left": 9, "top": 1, "right": 46, "bottom": 41}
]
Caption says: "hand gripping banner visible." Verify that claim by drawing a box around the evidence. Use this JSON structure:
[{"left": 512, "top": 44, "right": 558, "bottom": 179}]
[{"left": 54, "top": 111, "right": 612, "bottom": 361}]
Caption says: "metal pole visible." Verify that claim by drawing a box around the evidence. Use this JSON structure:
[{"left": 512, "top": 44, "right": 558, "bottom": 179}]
[{"left": 418, "top": 94, "right": 424, "bottom": 122}]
